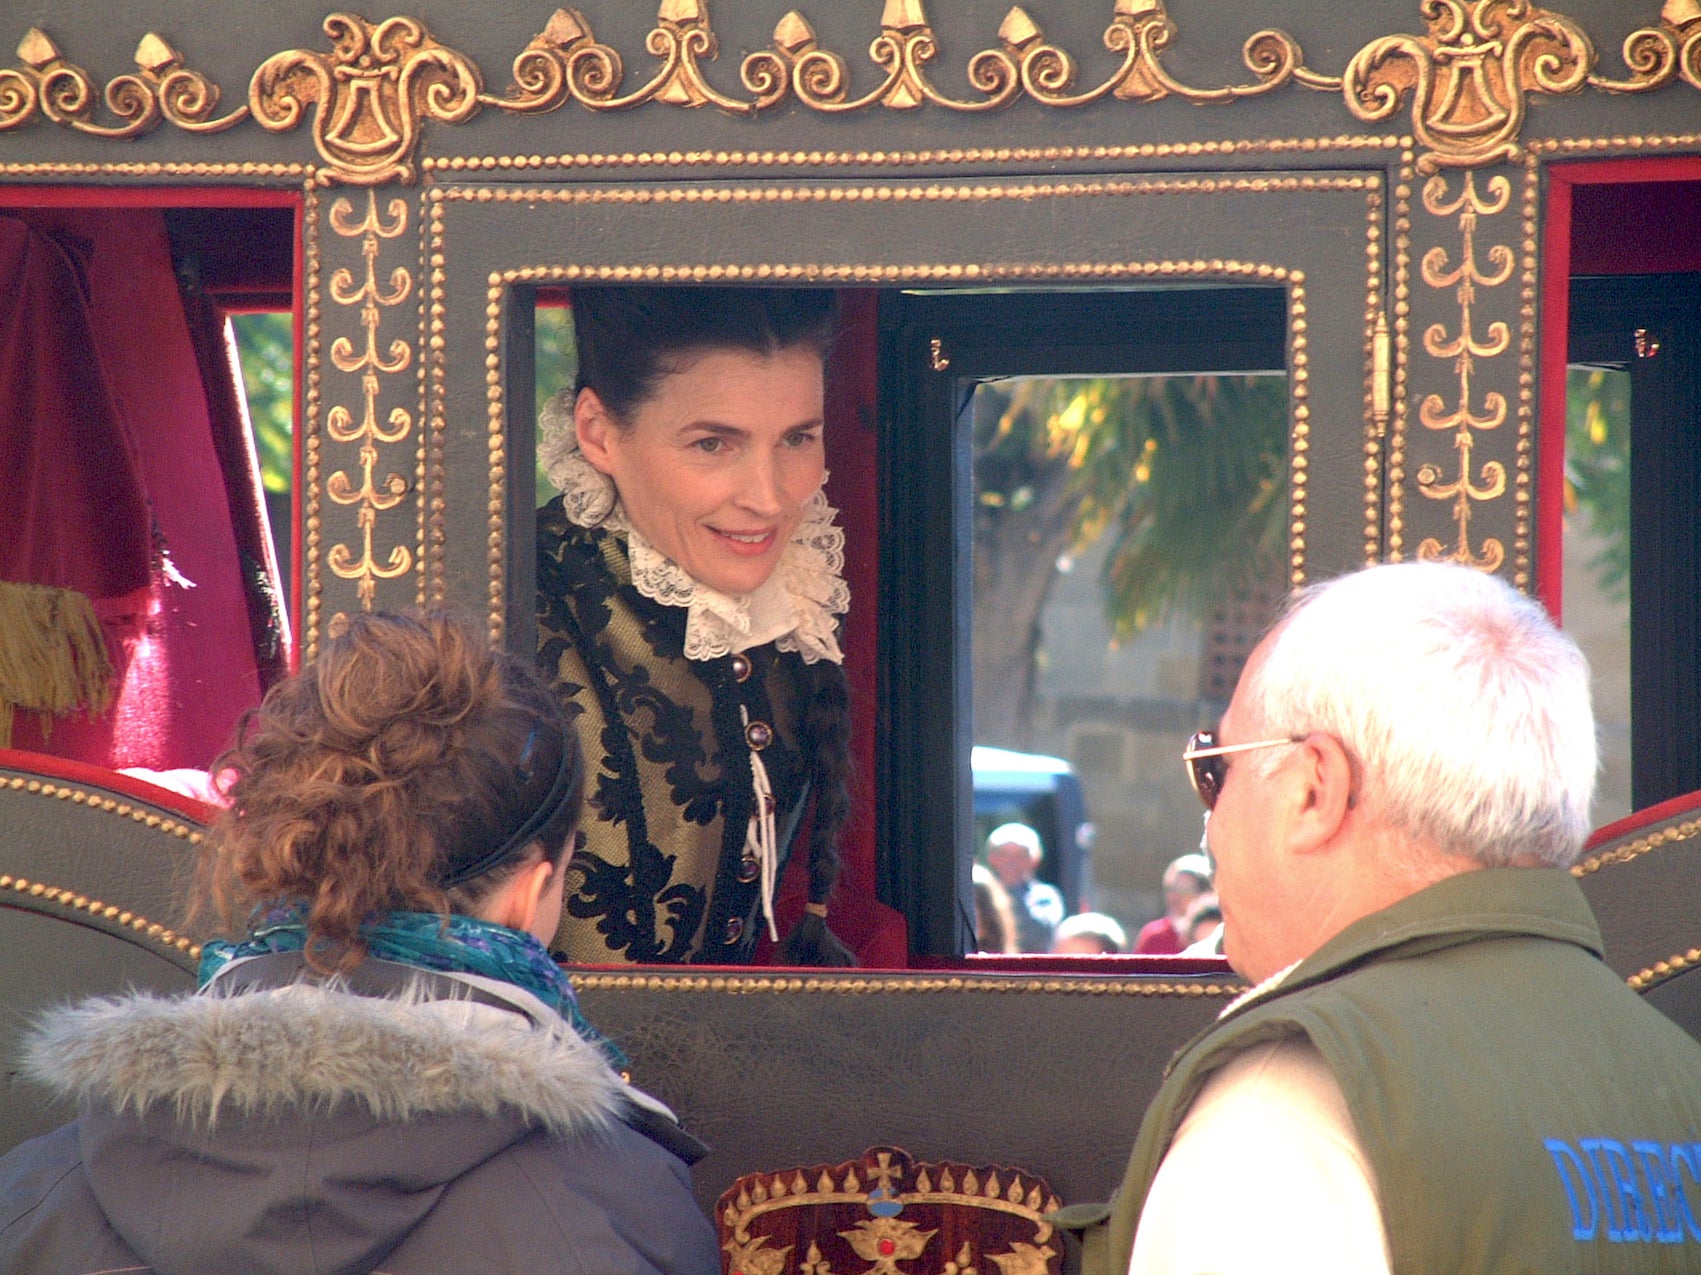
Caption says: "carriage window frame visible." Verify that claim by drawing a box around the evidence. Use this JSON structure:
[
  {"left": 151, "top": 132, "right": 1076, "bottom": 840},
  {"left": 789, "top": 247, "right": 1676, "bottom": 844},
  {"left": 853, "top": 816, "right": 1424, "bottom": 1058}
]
[{"left": 877, "top": 286, "right": 1290, "bottom": 959}]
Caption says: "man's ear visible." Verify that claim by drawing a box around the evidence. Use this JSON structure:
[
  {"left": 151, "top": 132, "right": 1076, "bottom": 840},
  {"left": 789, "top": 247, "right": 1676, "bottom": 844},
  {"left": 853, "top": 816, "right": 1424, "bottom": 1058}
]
[
  {"left": 574, "top": 388, "right": 619, "bottom": 474},
  {"left": 1289, "top": 733, "right": 1356, "bottom": 855}
]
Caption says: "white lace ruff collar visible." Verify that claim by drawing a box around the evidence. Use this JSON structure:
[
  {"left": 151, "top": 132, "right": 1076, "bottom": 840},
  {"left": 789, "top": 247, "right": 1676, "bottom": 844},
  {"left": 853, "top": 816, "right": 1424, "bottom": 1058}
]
[{"left": 540, "top": 394, "right": 848, "bottom": 665}]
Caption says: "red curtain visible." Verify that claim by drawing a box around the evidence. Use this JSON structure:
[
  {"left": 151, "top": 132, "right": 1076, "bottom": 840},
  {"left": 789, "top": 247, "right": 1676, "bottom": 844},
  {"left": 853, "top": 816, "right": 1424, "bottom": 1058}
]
[{"left": 1, "top": 208, "right": 274, "bottom": 769}]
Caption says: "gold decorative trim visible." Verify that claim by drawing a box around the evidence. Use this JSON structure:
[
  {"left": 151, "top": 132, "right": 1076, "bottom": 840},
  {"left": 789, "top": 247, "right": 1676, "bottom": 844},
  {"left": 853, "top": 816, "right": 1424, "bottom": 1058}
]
[
  {"left": 574, "top": 971, "right": 1242, "bottom": 996},
  {"left": 1529, "top": 130, "right": 1701, "bottom": 154},
  {"left": 482, "top": 1, "right": 765, "bottom": 115},
  {"left": 1387, "top": 145, "right": 1417, "bottom": 561},
  {"left": 1413, "top": 171, "right": 1513, "bottom": 572},
  {"left": 1576, "top": 805, "right": 1701, "bottom": 993},
  {"left": 0, "top": 27, "right": 245, "bottom": 138},
  {"left": 484, "top": 278, "right": 507, "bottom": 644},
  {"left": 323, "top": 191, "right": 417, "bottom": 615},
  {"left": 0, "top": 873, "right": 201, "bottom": 961},
  {"left": 1572, "top": 816, "right": 1701, "bottom": 877},
  {"left": 1513, "top": 156, "right": 1539, "bottom": 589},
  {"left": 1587, "top": 1, "right": 1701, "bottom": 95},
  {"left": 250, "top": 14, "right": 481, "bottom": 185},
  {"left": 1289, "top": 275, "right": 1312, "bottom": 587},
  {"left": 1362, "top": 177, "right": 1389, "bottom": 565},
  {"left": 722, "top": 1147, "right": 1061, "bottom": 1275},
  {"left": 303, "top": 180, "right": 326, "bottom": 661},
  {"left": 0, "top": 161, "right": 306, "bottom": 178},
  {"left": 2, "top": 773, "right": 205, "bottom": 843},
  {"left": 6, "top": 3, "right": 1701, "bottom": 180},
  {"left": 1629, "top": 948, "right": 1701, "bottom": 994},
  {"left": 424, "top": 135, "right": 1403, "bottom": 175},
  {"left": 1342, "top": 0, "right": 1592, "bottom": 172},
  {"left": 424, "top": 195, "right": 448, "bottom": 608},
  {"left": 438, "top": 173, "right": 1378, "bottom": 207}
]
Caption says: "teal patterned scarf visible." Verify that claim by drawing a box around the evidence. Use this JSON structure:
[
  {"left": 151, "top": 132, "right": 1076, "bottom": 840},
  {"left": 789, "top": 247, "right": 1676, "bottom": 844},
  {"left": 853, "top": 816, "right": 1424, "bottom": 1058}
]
[{"left": 199, "top": 905, "right": 626, "bottom": 1069}]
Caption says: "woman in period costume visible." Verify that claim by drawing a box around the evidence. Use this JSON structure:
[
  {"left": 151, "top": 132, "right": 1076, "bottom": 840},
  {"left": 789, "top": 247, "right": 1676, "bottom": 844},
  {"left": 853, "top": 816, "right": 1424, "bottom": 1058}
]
[
  {"left": 536, "top": 286, "right": 854, "bottom": 966},
  {"left": 0, "top": 612, "right": 716, "bottom": 1275}
]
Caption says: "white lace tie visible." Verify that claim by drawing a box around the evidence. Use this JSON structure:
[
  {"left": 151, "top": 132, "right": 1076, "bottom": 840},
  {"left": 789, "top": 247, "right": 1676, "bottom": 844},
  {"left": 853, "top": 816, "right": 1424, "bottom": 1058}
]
[{"left": 742, "top": 706, "right": 780, "bottom": 942}]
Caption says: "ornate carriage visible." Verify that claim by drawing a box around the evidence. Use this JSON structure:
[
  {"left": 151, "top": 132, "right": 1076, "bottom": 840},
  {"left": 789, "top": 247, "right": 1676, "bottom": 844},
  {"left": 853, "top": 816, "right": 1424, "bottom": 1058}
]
[{"left": 4, "top": 1, "right": 1700, "bottom": 1267}]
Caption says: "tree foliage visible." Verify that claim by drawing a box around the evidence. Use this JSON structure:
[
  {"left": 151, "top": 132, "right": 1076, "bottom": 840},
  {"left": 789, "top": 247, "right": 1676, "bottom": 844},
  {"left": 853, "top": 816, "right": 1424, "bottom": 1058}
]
[
  {"left": 975, "top": 374, "right": 1289, "bottom": 637},
  {"left": 971, "top": 373, "right": 1289, "bottom": 746},
  {"left": 1565, "top": 366, "right": 1630, "bottom": 602},
  {"left": 230, "top": 312, "right": 294, "bottom": 495}
]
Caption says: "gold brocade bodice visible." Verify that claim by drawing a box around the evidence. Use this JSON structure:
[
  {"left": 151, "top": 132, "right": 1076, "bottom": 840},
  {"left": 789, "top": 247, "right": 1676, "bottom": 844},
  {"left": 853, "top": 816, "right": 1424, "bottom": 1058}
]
[{"left": 537, "top": 504, "right": 810, "bottom": 964}]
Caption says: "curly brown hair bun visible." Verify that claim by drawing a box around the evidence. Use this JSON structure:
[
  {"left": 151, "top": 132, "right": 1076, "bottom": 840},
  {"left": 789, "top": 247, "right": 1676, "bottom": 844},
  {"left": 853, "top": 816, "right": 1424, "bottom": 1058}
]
[{"left": 194, "top": 611, "right": 582, "bottom": 971}]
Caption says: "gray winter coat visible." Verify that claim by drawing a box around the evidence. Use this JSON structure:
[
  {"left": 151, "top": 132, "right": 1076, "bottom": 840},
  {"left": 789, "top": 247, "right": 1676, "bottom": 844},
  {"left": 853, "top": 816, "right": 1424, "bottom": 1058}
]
[{"left": 0, "top": 960, "right": 718, "bottom": 1275}]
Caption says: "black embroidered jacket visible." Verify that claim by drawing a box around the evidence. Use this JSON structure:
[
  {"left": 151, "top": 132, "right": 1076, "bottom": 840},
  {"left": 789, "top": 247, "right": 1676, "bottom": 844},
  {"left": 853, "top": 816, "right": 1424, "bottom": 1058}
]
[{"left": 537, "top": 500, "right": 811, "bottom": 964}]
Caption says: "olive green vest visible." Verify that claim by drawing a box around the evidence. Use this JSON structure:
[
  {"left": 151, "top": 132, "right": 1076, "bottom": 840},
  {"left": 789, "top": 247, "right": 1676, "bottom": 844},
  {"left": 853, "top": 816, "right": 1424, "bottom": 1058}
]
[{"left": 1073, "top": 868, "right": 1701, "bottom": 1274}]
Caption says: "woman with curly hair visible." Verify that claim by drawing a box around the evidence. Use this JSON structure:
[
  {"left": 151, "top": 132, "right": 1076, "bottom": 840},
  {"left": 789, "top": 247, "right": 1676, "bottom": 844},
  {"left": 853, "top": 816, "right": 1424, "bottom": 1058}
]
[{"left": 0, "top": 611, "right": 717, "bottom": 1275}]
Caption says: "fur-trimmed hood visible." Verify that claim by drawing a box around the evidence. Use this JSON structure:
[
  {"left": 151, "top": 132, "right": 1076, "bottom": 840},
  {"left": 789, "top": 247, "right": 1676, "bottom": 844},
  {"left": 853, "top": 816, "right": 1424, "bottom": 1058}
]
[
  {"left": 25, "top": 980, "right": 625, "bottom": 1134},
  {"left": 13, "top": 981, "right": 635, "bottom": 1275}
]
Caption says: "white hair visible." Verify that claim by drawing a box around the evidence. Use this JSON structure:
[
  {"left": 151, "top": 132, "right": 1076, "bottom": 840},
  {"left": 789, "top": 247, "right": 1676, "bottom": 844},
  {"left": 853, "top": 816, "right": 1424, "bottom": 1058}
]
[
  {"left": 1242, "top": 562, "right": 1597, "bottom": 868},
  {"left": 986, "top": 822, "right": 1043, "bottom": 862},
  {"left": 1054, "top": 912, "right": 1128, "bottom": 953}
]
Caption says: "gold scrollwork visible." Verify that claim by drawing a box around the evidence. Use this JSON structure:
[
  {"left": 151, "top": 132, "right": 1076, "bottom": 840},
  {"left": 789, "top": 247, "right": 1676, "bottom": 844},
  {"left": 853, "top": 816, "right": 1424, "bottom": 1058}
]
[
  {"left": 324, "top": 191, "right": 415, "bottom": 609},
  {"left": 1343, "top": 0, "right": 1593, "bottom": 171},
  {"left": 1590, "top": 0, "right": 1701, "bottom": 94},
  {"left": 1034, "top": 0, "right": 1328, "bottom": 108},
  {"left": 1415, "top": 171, "right": 1513, "bottom": 572},
  {"left": 771, "top": 0, "right": 1022, "bottom": 114},
  {"left": 0, "top": 27, "right": 242, "bottom": 138},
  {"left": 250, "top": 14, "right": 481, "bottom": 185},
  {"left": 484, "top": 1, "right": 760, "bottom": 115}
]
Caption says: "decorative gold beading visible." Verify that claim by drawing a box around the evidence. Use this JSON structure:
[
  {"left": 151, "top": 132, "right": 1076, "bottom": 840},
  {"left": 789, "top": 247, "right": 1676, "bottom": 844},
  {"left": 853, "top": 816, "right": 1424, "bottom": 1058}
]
[
  {"left": 1512, "top": 156, "right": 1539, "bottom": 589},
  {"left": 1573, "top": 816, "right": 1701, "bottom": 877},
  {"left": 1414, "top": 171, "right": 1513, "bottom": 572},
  {"left": 3, "top": 772, "right": 204, "bottom": 845},
  {"left": 1342, "top": 0, "right": 1593, "bottom": 172},
  {"left": 323, "top": 191, "right": 416, "bottom": 612},
  {"left": 424, "top": 134, "right": 1402, "bottom": 176},
  {"left": 573, "top": 970, "right": 1240, "bottom": 996},
  {"left": 0, "top": 873, "right": 201, "bottom": 961},
  {"left": 250, "top": 14, "right": 481, "bottom": 185}
]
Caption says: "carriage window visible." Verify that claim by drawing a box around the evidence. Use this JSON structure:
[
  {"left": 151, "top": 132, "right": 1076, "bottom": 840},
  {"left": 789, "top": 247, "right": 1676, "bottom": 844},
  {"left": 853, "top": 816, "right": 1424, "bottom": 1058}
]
[
  {"left": 880, "top": 287, "right": 1290, "bottom": 957},
  {"left": 1568, "top": 271, "right": 1701, "bottom": 814},
  {"left": 1561, "top": 364, "right": 1631, "bottom": 826},
  {"left": 230, "top": 312, "right": 296, "bottom": 600},
  {"left": 533, "top": 295, "right": 578, "bottom": 507},
  {"left": 0, "top": 198, "right": 297, "bottom": 772},
  {"left": 969, "top": 372, "right": 1288, "bottom": 950}
]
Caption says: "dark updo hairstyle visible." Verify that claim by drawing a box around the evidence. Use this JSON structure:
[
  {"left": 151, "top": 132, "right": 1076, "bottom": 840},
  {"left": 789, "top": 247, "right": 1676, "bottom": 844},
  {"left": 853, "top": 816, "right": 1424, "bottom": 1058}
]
[
  {"left": 195, "top": 611, "right": 584, "bottom": 973},
  {"left": 570, "top": 285, "right": 856, "bottom": 965},
  {"left": 570, "top": 285, "right": 838, "bottom": 424}
]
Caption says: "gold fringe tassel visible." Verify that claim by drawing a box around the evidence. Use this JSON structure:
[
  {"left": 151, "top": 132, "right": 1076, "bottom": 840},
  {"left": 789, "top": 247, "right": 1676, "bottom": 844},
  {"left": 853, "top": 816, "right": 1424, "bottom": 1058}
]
[{"left": 0, "top": 581, "right": 116, "bottom": 749}]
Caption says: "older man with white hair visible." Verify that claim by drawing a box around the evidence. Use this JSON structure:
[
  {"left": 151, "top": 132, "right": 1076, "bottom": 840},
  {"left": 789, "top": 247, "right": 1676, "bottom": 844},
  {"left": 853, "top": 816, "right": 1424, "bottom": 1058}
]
[{"left": 1074, "top": 562, "right": 1701, "bottom": 1275}]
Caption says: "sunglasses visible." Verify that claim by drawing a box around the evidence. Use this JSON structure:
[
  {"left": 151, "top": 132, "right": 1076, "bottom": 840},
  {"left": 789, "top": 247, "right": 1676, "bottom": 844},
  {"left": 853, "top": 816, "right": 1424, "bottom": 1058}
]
[{"left": 1183, "top": 729, "right": 1307, "bottom": 810}]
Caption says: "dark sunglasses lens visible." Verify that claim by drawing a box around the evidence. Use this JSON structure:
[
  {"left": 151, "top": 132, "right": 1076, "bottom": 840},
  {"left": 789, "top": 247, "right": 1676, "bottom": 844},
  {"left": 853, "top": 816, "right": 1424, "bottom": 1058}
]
[
  {"left": 1192, "top": 756, "right": 1223, "bottom": 810},
  {"left": 1185, "top": 731, "right": 1220, "bottom": 810}
]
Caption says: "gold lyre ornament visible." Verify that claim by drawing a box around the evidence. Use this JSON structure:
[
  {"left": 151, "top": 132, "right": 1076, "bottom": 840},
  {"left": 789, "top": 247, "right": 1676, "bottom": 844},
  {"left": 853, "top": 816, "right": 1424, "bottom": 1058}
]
[
  {"left": 1343, "top": 0, "right": 1593, "bottom": 172},
  {"left": 250, "top": 14, "right": 481, "bottom": 185}
]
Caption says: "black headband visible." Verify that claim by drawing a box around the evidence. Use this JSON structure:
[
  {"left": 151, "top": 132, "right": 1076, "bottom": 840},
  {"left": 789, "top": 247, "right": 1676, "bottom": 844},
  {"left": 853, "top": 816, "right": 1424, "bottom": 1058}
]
[{"left": 436, "top": 726, "right": 577, "bottom": 890}]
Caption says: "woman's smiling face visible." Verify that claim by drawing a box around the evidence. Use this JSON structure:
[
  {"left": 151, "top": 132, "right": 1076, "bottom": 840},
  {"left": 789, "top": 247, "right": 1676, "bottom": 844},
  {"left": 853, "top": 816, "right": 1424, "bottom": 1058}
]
[{"left": 575, "top": 344, "right": 827, "bottom": 597}]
